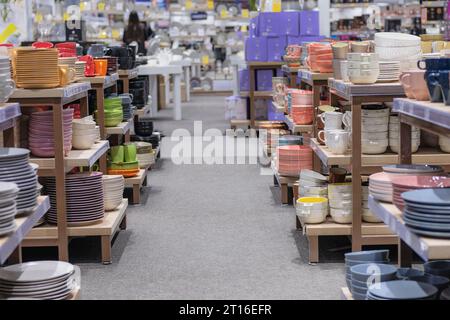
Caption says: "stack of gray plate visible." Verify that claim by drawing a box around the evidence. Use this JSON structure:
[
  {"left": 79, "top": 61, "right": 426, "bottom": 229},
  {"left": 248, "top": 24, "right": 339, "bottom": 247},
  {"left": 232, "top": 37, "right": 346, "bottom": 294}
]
[
  {"left": 0, "top": 148, "right": 38, "bottom": 214},
  {"left": 0, "top": 182, "right": 19, "bottom": 236},
  {"left": 350, "top": 263, "right": 397, "bottom": 300},
  {"left": 0, "top": 261, "right": 76, "bottom": 300},
  {"left": 367, "top": 280, "right": 438, "bottom": 300},
  {"left": 344, "top": 250, "right": 390, "bottom": 289}
]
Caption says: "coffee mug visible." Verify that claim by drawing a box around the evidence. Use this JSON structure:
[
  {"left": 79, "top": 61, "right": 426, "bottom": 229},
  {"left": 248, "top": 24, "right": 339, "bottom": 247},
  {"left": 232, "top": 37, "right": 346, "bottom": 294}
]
[
  {"left": 318, "top": 129, "right": 349, "bottom": 154},
  {"left": 319, "top": 111, "right": 343, "bottom": 130},
  {"left": 400, "top": 70, "right": 430, "bottom": 101},
  {"left": 331, "top": 42, "right": 349, "bottom": 60},
  {"left": 329, "top": 167, "right": 347, "bottom": 183},
  {"left": 59, "top": 65, "right": 76, "bottom": 86},
  {"left": 418, "top": 58, "right": 450, "bottom": 71},
  {"left": 94, "top": 59, "right": 108, "bottom": 76},
  {"left": 350, "top": 41, "right": 369, "bottom": 53},
  {"left": 426, "top": 71, "right": 448, "bottom": 103},
  {"left": 124, "top": 144, "right": 137, "bottom": 162},
  {"left": 111, "top": 145, "right": 124, "bottom": 163}
]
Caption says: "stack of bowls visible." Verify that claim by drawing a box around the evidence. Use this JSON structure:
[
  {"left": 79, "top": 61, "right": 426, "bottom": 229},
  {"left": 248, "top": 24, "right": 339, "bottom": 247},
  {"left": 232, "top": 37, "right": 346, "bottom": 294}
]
[
  {"left": 350, "top": 263, "right": 397, "bottom": 300},
  {"left": 306, "top": 43, "right": 332, "bottom": 73},
  {"left": 276, "top": 145, "right": 313, "bottom": 177},
  {"left": 361, "top": 105, "right": 389, "bottom": 154},
  {"left": 28, "top": 109, "right": 73, "bottom": 157},
  {"left": 118, "top": 93, "right": 135, "bottom": 121},
  {"left": 134, "top": 118, "right": 154, "bottom": 137},
  {"left": 396, "top": 267, "right": 424, "bottom": 280},
  {"left": 367, "top": 280, "right": 438, "bottom": 300},
  {"left": 328, "top": 183, "right": 352, "bottom": 223},
  {"left": 369, "top": 172, "right": 393, "bottom": 203},
  {"left": 291, "top": 105, "right": 314, "bottom": 125},
  {"left": 98, "top": 97, "right": 123, "bottom": 127},
  {"left": 345, "top": 250, "right": 390, "bottom": 290},
  {"left": 0, "top": 149, "right": 39, "bottom": 215},
  {"left": 74, "top": 61, "right": 86, "bottom": 78},
  {"left": 134, "top": 142, "right": 155, "bottom": 168},
  {"left": 409, "top": 273, "right": 450, "bottom": 297},
  {"left": 347, "top": 53, "right": 379, "bottom": 84},
  {"left": 0, "top": 56, "right": 15, "bottom": 103},
  {"left": 439, "top": 135, "right": 450, "bottom": 153},
  {"left": 390, "top": 175, "right": 450, "bottom": 211},
  {"left": 298, "top": 169, "right": 328, "bottom": 198},
  {"left": 389, "top": 115, "right": 420, "bottom": 153},
  {"left": 296, "top": 197, "right": 328, "bottom": 224},
  {"left": 102, "top": 175, "right": 124, "bottom": 211},
  {"left": 362, "top": 185, "right": 382, "bottom": 222},
  {"left": 424, "top": 261, "right": 450, "bottom": 280},
  {"left": 0, "top": 182, "right": 19, "bottom": 236},
  {"left": 72, "top": 117, "right": 99, "bottom": 150},
  {"left": 331, "top": 42, "right": 349, "bottom": 80},
  {"left": 289, "top": 89, "right": 313, "bottom": 116}
]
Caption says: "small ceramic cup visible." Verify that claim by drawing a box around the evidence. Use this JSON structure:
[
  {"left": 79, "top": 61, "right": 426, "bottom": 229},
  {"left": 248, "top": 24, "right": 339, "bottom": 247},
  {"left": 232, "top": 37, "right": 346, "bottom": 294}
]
[
  {"left": 320, "top": 129, "right": 350, "bottom": 154},
  {"left": 319, "top": 111, "right": 343, "bottom": 130},
  {"left": 94, "top": 59, "right": 108, "bottom": 76},
  {"left": 400, "top": 70, "right": 430, "bottom": 101},
  {"left": 111, "top": 145, "right": 124, "bottom": 163},
  {"left": 124, "top": 143, "right": 137, "bottom": 162}
]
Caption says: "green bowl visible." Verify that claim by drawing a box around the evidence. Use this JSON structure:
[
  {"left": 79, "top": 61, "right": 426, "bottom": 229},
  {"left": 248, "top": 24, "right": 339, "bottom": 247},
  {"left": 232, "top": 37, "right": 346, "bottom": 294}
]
[
  {"left": 105, "top": 117, "right": 123, "bottom": 127},
  {"left": 108, "top": 160, "right": 139, "bottom": 170}
]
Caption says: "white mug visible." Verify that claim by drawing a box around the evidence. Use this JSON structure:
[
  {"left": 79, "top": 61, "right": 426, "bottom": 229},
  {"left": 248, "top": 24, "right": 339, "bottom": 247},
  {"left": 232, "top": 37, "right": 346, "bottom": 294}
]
[
  {"left": 319, "top": 111, "right": 343, "bottom": 130},
  {"left": 342, "top": 111, "right": 352, "bottom": 130},
  {"left": 319, "top": 129, "right": 349, "bottom": 154},
  {"left": 0, "top": 81, "right": 15, "bottom": 103},
  {"left": 340, "top": 60, "right": 349, "bottom": 82}
]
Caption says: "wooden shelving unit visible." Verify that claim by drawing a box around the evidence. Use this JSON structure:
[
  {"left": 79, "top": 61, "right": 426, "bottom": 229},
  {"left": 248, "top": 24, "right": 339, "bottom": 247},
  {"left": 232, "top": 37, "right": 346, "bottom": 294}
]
[
  {"left": 118, "top": 68, "right": 139, "bottom": 94},
  {"left": 105, "top": 119, "right": 132, "bottom": 138},
  {"left": 124, "top": 169, "right": 148, "bottom": 205},
  {"left": 271, "top": 161, "right": 298, "bottom": 205},
  {"left": 271, "top": 100, "right": 285, "bottom": 114},
  {"left": 282, "top": 65, "right": 305, "bottom": 87},
  {"left": 284, "top": 115, "right": 314, "bottom": 134}
]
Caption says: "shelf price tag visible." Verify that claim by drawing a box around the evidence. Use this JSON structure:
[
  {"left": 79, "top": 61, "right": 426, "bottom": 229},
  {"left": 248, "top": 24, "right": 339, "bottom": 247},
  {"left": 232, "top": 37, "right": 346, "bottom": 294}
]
[
  {"left": 185, "top": 0, "right": 193, "bottom": 10},
  {"left": 98, "top": 2, "right": 106, "bottom": 11},
  {"left": 35, "top": 12, "right": 43, "bottom": 23},
  {"left": 63, "top": 12, "right": 70, "bottom": 21},
  {"left": 273, "top": 0, "right": 281, "bottom": 12},
  {"left": 201, "top": 55, "right": 209, "bottom": 65},
  {"left": 207, "top": 0, "right": 214, "bottom": 10},
  {"left": 80, "top": 2, "right": 86, "bottom": 11},
  {"left": 241, "top": 9, "right": 249, "bottom": 18},
  {"left": 220, "top": 8, "right": 228, "bottom": 18}
]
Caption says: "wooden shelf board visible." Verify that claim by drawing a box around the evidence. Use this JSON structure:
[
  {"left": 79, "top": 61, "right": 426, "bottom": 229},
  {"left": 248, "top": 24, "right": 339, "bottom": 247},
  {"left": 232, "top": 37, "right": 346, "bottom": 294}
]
[
  {"left": 281, "top": 65, "right": 305, "bottom": 73},
  {"left": 254, "top": 91, "right": 272, "bottom": 98},
  {"left": 124, "top": 169, "right": 147, "bottom": 188},
  {"left": 304, "top": 217, "right": 394, "bottom": 237},
  {"left": 105, "top": 120, "right": 132, "bottom": 135},
  {"left": 77, "top": 73, "right": 118, "bottom": 88},
  {"left": 328, "top": 78, "right": 405, "bottom": 99},
  {"left": 284, "top": 115, "right": 313, "bottom": 133},
  {"left": 0, "top": 196, "right": 50, "bottom": 264},
  {"left": 29, "top": 140, "right": 109, "bottom": 172},
  {"left": 25, "top": 199, "right": 128, "bottom": 239},
  {"left": 310, "top": 138, "right": 450, "bottom": 167},
  {"left": 118, "top": 69, "right": 139, "bottom": 80},
  {"left": 368, "top": 196, "right": 450, "bottom": 261},
  {"left": 299, "top": 70, "right": 333, "bottom": 84},
  {"left": 272, "top": 100, "right": 285, "bottom": 113},
  {"left": 247, "top": 61, "right": 283, "bottom": 68},
  {"left": 11, "top": 83, "right": 91, "bottom": 99}
]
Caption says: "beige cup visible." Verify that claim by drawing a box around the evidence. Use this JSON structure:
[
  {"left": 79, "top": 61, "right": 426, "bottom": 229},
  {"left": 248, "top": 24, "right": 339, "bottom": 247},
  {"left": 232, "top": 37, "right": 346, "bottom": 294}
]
[
  {"left": 350, "top": 41, "right": 369, "bottom": 53},
  {"left": 59, "top": 64, "right": 76, "bottom": 86},
  {"left": 332, "top": 42, "right": 349, "bottom": 59}
]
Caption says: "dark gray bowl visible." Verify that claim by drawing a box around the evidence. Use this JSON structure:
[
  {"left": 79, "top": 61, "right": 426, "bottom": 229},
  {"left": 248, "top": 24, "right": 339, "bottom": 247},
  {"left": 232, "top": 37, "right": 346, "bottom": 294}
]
[
  {"left": 440, "top": 287, "right": 450, "bottom": 300},
  {"left": 410, "top": 274, "right": 450, "bottom": 291},
  {"left": 345, "top": 250, "right": 390, "bottom": 262},
  {"left": 424, "top": 260, "right": 450, "bottom": 278},
  {"left": 396, "top": 268, "right": 425, "bottom": 280},
  {"left": 351, "top": 263, "right": 398, "bottom": 282}
]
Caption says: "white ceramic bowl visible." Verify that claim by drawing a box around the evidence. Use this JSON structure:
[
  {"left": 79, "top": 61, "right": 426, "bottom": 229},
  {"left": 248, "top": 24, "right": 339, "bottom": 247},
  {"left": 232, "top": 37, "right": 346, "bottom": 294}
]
[
  {"left": 375, "top": 32, "right": 421, "bottom": 47},
  {"left": 297, "top": 197, "right": 329, "bottom": 210},
  {"left": 328, "top": 183, "right": 352, "bottom": 194},
  {"left": 362, "top": 209, "right": 383, "bottom": 223},
  {"left": 299, "top": 169, "right": 327, "bottom": 183},
  {"left": 440, "top": 144, "right": 450, "bottom": 153},
  {"left": 296, "top": 208, "right": 327, "bottom": 224},
  {"left": 348, "top": 68, "right": 379, "bottom": 84},
  {"left": 362, "top": 131, "right": 388, "bottom": 140},
  {"left": 327, "top": 192, "right": 352, "bottom": 201},
  {"left": 72, "top": 128, "right": 99, "bottom": 136},
  {"left": 330, "top": 208, "right": 352, "bottom": 224},
  {"left": 362, "top": 107, "right": 389, "bottom": 118},
  {"left": 347, "top": 53, "right": 379, "bottom": 62},
  {"left": 348, "top": 61, "right": 379, "bottom": 69},
  {"left": 362, "top": 117, "right": 389, "bottom": 125},
  {"left": 72, "top": 134, "right": 96, "bottom": 150},
  {"left": 389, "top": 143, "right": 420, "bottom": 154},
  {"left": 362, "top": 140, "right": 388, "bottom": 154},
  {"left": 105, "top": 199, "right": 122, "bottom": 211},
  {"left": 375, "top": 45, "right": 421, "bottom": 60},
  {"left": 329, "top": 199, "right": 352, "bottom": 209},
  {"left": 72, "top": 120, "right": 96, "bottom": 130},
  {"left": 299, "top": 178, "right": 326, "bottom": 187},
  {"left": 362, "top": 124, "right": 389, "bottom": 133},
  {"left": 299, "top": 185, "right": 328, "bottom": 197}
]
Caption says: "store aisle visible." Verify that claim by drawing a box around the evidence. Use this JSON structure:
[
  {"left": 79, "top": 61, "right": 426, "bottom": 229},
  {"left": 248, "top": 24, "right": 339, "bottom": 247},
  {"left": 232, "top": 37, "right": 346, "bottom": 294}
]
[{"left": 78, "top": 96, "right": 346, "bottom": 299}]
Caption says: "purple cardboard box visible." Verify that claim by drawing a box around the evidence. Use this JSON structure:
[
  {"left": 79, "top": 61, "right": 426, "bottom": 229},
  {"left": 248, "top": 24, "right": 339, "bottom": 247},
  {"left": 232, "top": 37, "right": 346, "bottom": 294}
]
[
  {"left": 299, "top": 11, "right": 320, "bottom": 36},
  {"left": 245, "top": 37, "right": 268, "bottom": 62},
  {"left": 268, "top": 101, "right": 286, "bottom": 121},
  {"left": 285, "top": 12, "right": 300, "bottom": 36},
  {"left": 267, "top": 36, "right": 287, "bottom": 62},
  {"left": 256, "top": 69, "right": 273, "bottom": 91},
  {"left": 249, "top": 16, "right": 260, "bottom": 38},
  {"left": 259, "top": 12, "right": 287, "bottom": 36},
  {"left": 239, "top": 69, "right": 249, "bottom": 91},
  {"left": 287, "top": 35, "right": 325, "bottom": 45}
]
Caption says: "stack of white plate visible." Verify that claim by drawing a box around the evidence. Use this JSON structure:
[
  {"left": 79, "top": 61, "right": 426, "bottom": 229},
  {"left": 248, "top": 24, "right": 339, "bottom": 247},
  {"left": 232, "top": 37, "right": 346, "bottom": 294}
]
[
  {"left": 328, "top": 183, "right": 352, "bottom": 223},
  {"left": 0, "top": 261, "right": 76, "bottom": 300},
  {"left": 361, "top": 105, "right": 389, "bottom": 154},
  {"left": 298, "top": 169, "right": 328, "bottom": 198},
  {"left": 389, "top": 115, "right": 420, "bottom": 153},
  {"left": 0, "top": 148, "right": 38, "bottom": 214},
  {"left": 102, "top": 175, "right": 124, "bottom": 211},
  {"left": 377, "top": 61, "right": 401, "bottom": 82},
  {"left": 74, "top": 61, "right": 86, "bottom": 78},
  {"left": 374, "top": 33, "right": 421, "bottom": 72},
  {"left": 362, "top": 185, "right": 382, "bottom": 222},
  {"left": 369, "top": 172, "right": 393, "bottom": 203},
  {"left": 0, "top": 182, "right": 19, "bottom": 236}
]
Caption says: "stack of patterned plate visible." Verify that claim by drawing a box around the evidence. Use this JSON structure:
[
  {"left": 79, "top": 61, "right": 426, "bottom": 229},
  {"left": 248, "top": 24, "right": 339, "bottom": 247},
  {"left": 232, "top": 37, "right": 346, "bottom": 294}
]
[
  {"left": 28, "top": 109, "right": 73, "bottom": 157},
  {"left": 102, "top": 175, "right": 124, "bottom": 211},
  {"left": 377, "top": 61, "right": 401, "bottom": 82},
  {"left": 402, "top": 188, "right": 450, "bottom": 238},
  {"left": 44, "top": 172, "right": 104, "bottom": 226},
  {"left": 391, "top": 175, "right": 450, "bottom": 211},
  {"left": 369, "top": 172, "right": 393, "bottom": 203},
  {"left": 74, "top": 61, "right": 86, "bottom": 78},
  {"left": 0, "top": 182, "right": 19, "bottom": 236},
  {"left": 13, "top": 48, "right": 60, "bottom": 89},
  {"left": 0, "top": 261, "right": 76, "bottom": 300},
  {"left": 0, "top": 148, "right": 38, "bottom": 214},
  {"left": 58, "top": 57, "right": 76, "bottom": 70},
  {"left": 276, "top": 145, "right": 313, "bottom": 176},
  {"left": 367, "top": 280, "right": 438, "bottom": 300},
  {"left": 350, "top": 263, "right": 397, "bottom": 300}
]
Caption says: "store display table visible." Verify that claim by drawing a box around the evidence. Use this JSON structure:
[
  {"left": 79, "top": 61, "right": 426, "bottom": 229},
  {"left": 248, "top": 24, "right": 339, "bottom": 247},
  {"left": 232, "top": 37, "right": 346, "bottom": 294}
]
[
  {"left": 124, "top": 169, "right": 148, "bottom": 204},
  {"left": 171, "top": 58, "right": 192, "bottom": 102}
]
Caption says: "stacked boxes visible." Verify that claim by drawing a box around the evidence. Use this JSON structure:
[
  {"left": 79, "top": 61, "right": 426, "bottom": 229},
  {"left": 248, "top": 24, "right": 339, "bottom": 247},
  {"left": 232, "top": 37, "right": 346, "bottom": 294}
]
[{"left": 246, "top": 11, "right": 323, "bottom": 62}]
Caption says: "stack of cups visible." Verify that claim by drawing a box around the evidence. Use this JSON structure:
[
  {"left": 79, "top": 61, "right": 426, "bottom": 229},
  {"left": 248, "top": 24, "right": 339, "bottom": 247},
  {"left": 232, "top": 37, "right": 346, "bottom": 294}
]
[
  {"left": 328, "top": 183, "right": 352, "bottom": 224},
  {"left": 347, "top": 53, "right": 379, "bottom": 85},
  {"left": 290, "top": 89, "right": 313, "bottom": 125},
  {"left": 331, "top": 42, "right": 349, "bottom": 80},
  {"left": 389, "top": 115, "right": 420, "bottom": 154},
  {"left": 317, "top": 111, "right": 350, "bottom": 155}
]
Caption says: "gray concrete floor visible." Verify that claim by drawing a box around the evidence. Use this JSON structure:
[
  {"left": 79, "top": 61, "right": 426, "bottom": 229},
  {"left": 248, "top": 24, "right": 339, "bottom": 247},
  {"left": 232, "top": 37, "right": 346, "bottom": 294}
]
[{"left": 25, "top": 95, "right": 349, "bottom": 299}]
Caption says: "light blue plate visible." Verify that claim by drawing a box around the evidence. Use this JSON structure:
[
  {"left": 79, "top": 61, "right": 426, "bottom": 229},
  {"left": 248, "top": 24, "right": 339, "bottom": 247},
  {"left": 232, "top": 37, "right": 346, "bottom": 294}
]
[{"left": 402, "top": 188, "right": 450, "bottom": 206}]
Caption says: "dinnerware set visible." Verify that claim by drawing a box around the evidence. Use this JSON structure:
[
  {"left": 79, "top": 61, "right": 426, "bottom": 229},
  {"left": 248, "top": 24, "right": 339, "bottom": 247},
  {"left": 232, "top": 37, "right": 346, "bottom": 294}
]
[
  {"left": 0, "top": 261, "right": 76, "bottom": 300},
  {"left": 276, "top": 145, "right": 313, "bottom": 177},
  {"left": 0, "top": 148, "right": 38, "bottom": 214},
  {"left": 0, "top": 56, "right": 15, "bottom": 103},
  {"left": 72, "top": 116, "right": 99, "bottom": 150},
  {"left": 102, "top": 175, "right": 125, "bottom": 211},
  {"left": 296, "top": 196, "right": 328, "bottom": 224},
  {"left": 44, "top": 172, "right": 105, "bottom": 226},
  {"left": 306, "top": 43, "right": 332, "bottom": 73},
  {"left": 28, "top": 108, "right": 74, "bottom": 157},
  {"left": 0, "top": 182, "right": 19, "bottom": 236}
]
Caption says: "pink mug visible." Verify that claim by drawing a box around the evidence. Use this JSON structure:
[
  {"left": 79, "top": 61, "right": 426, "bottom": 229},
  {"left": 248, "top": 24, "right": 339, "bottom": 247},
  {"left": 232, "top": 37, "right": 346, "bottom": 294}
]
[{"left": 400, "top": 70, "right": 430, "bottom": 101}]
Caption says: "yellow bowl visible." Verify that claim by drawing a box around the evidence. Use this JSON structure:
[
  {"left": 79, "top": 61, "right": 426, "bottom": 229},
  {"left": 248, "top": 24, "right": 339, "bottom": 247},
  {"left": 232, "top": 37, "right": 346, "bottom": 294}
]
[{"left": 297, "top": 197, "right": 328, "bottom": 204}]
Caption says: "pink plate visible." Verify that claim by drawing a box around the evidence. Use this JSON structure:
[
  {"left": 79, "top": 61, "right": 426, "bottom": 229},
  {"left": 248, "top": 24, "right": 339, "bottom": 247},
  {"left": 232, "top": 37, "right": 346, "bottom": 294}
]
[{"left": 390, "top": 175, "right": 450, "bottom": 189}]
